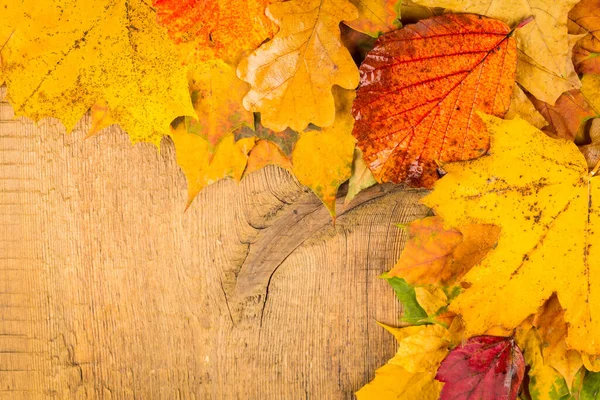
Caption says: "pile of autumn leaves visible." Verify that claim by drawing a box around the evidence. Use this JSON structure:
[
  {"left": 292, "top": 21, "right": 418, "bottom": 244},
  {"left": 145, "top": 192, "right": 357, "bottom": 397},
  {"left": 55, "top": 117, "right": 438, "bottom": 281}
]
[{"left": 5, "top": 0, "right": 600, "bottom": 398}]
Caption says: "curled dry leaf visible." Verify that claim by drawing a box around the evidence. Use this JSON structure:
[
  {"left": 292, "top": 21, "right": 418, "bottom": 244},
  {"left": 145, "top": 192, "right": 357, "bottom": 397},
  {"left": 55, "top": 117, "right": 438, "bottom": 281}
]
[
  {"left": 153, "top": 0, "right": 278, "bottom": 64},
  {"left": 423, "top": 114, "right": 600, "bottom": 355},
  {"left": 580, "top": 119, "right": 600, "bottom": 171},
  {"left": 237, "top": 0, "right": 360, "bottom": 132},
  {"left": 412, "top": 0, "right": 581, "bottom": 105},
  {"left": 388, "top": 216, "right": 500, "bottom": 285},
  {"left": 435, "top": 336, "right": 525, "bottom": 400},
  {"left": 352, "top": 14, "right": 516, "bottom": 188},
  {"left": 0, "top": 0, "right": 195, "bottom": 145}
]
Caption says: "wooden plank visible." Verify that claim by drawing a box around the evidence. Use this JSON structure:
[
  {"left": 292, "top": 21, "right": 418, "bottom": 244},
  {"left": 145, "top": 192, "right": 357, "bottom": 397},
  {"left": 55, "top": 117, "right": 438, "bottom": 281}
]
[{"left": 0, "top": 90, "right": 430, "bottom": 398}]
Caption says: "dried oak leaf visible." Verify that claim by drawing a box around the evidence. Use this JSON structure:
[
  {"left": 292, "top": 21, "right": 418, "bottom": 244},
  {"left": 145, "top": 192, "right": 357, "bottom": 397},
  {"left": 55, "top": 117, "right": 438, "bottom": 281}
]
[
  {"left": 0, "top": 0, "right": 195, "bottom": 145},
  {"left": 352, "top": 14, "right": 516, "bottom": 188},
  {"left": 237, "top": 0, "right": 360, "bottom": 132},
  {"left": 423, "top": 114, "right": 600, "bottom": 355},
  {"left": 569, "top": 0, "right": 600, "bottom": 75},
  {"left": 436, "top": 336, "right": 525, "bottom": 400},
  {"left": 153, "top": 0, "right": 278, "bottom": 64},
  {"left": 388, "top": 216, "right": 500, "bottom": 285},
  {"left": 412, "top": 0, "right": 581, "bottom": 105},
  {"left": 345, "top": 0, "right": 402, "bottom": 37}
]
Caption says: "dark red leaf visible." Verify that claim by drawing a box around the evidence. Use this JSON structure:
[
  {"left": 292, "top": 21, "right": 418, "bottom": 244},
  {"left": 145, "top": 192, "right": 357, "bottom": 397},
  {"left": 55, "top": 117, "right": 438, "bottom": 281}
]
[{"left": 436, "top": 335, "right": 525, "bottom": 400}]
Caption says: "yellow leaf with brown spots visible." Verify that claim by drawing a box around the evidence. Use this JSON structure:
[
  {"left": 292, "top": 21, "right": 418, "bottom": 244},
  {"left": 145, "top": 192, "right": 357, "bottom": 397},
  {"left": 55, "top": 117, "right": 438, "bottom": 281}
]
[
  {"left": 423, "top": 114, "right": 600, "bottom": 355},
  {"left": 0, "top": 0, "right": 195, "bottom": 145}
]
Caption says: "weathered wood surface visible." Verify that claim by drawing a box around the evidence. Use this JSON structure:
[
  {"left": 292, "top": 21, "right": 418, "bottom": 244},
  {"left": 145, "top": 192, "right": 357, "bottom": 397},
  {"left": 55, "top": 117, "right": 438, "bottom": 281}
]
[{"left": 0, "top": 90, "right": 430, "bottom": 399}]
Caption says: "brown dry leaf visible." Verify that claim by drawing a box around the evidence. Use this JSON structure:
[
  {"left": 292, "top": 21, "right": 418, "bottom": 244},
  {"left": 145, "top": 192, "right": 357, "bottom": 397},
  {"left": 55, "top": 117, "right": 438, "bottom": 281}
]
[
  {"left": 352, "top": 14, "right": 516, "bottom": 188},
  {"left": 237, "top": 0, "right": 360, "bottom": 132},
  {"left": 412, "top": 0, "right": 581, "bottom": 105},
  {"left": 569, "top": 0, "right": 600, "bottom": 75},
  {"left": 233, "top": 114, "right": 300, "bottom": 157},
  {"left": 388, "top": 216, "right": 500, "bottom": 285},
  {"left": 527, "top": 89, "right": 599, "bottom": 141}
]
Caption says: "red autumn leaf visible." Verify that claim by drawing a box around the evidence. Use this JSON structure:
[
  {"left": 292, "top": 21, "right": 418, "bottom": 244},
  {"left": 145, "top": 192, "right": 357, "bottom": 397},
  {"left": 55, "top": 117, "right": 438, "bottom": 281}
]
[
  {"left": 352, "top": 14, "right": 516, "bottom": 188},
  {"left": 435, "top": 335, "right": 525, "bottom": 400}
]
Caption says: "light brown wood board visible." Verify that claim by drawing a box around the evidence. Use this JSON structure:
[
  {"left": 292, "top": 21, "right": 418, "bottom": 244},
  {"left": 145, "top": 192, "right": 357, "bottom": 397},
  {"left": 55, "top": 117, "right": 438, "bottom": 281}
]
[{"left": 0, "top": 89, "right": 431, "bottom": 399}]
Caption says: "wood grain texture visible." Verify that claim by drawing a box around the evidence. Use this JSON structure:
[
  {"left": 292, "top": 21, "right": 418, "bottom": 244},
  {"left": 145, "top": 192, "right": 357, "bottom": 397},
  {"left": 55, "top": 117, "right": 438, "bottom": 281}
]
[{"left": 0, "top": 88, "right": 430, "bottom": 399}]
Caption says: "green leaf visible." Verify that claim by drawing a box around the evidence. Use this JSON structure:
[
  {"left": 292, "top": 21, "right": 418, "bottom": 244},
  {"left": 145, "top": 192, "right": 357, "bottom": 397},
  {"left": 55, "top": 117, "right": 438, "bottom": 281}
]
[{"left": 382, "top": 273, "right": 428, "bottom": 325}]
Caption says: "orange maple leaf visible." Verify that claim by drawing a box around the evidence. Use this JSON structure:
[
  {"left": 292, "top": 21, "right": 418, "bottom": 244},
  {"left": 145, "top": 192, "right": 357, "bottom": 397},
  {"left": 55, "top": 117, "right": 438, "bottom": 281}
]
[
  {"left": 153, "top": 0, "right": 278, "bottom": 64},
  {"left": 352, "top": 14, "right": 516, "bottom": 188}
]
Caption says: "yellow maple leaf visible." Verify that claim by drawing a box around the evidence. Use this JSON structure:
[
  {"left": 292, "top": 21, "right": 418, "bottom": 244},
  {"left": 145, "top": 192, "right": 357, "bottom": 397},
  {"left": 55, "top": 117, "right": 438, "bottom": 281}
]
[
  {"left": 355, "top": 323, "right": 447, "bottom": 400},
  {"left": 0, "top": 0, "right": 195, "bottom": 145},
  {"left": 185, "top": 60, "right": 254, "bottom": 158},
  {"left": 237, "top": 0, "right": 360, "bottom": 132},
  {"left": 170, "top": 124, "right": 255, "bottom": 207},
  {"left": 291, "top": 88, "right": 356, "bottom": 218},
  {"left": 242, "top": 139, "right": 292, "bottom": 178},
  {"left": 411, "top": 0, "right": 581, "bottom": 104},
  {"left": 423, "top": 114, "right": 600, "bottom": 355}
]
